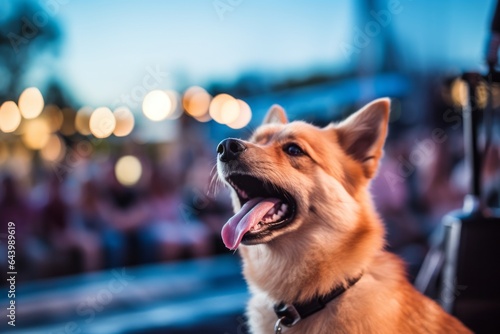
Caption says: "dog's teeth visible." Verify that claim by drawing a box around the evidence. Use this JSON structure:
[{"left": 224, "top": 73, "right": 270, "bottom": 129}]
[
  {"left": 281, "top": 203, "right": 287, "bottom": 211},
  {"left": 272, "top": 214, "right": 279, "bottom": 221},
  {"left": 277, "top": 209, "right": 284, "bottom": 216}
]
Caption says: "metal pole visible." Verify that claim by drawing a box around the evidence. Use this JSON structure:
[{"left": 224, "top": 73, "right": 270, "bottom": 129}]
[{"left": 461, "top": 72, "right": 482, "bottom": 212}]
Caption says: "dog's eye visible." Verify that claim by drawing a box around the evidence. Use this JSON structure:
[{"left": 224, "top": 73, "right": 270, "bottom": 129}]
[{"left": 284, "top": 143, "right": 304, "bottom": 156}]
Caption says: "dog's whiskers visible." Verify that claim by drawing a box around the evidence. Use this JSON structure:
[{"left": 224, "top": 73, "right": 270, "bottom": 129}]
[{"left": 208, "top": 163, "right": 224, "bottom": 196}]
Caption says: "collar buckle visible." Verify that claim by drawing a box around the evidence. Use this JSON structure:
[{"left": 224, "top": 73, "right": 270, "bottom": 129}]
[
  {"left": 272, "top": 273, "right": 363, "bottom": 331},
  {"left": 274, "top": 302, "right": 302, "bottom": 327}
]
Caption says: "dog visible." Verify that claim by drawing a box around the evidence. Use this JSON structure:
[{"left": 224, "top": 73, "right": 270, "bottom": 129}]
[{"left": 216, "top": 98, "right": 471, "bottom": 334}]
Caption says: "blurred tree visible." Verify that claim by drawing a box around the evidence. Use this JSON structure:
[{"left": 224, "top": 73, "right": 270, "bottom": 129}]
[{"left": 0, "top": 0, "right": 61, "bottom": 100}]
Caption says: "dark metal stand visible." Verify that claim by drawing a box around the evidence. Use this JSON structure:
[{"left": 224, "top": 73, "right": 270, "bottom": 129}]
[{"left": 415, "top": 72, "right": 500, "bottom": 333}]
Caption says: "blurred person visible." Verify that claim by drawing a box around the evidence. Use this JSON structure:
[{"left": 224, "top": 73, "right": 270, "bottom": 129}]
[
  {"left": 0, "top": 175, "right": 38, "bottom": 281},
  {"left": 70, "top": 179, "right": 108, "bottom": 269},
  {"left": 0, "top": 175, "right": 35, "bottom": 242},
  {"left": 38, "top": 174, "right": 101, "bottom": 276},
  {"left": 187, "top": 156, "right": 234, "bottom": 254},
  {"left": 96, "top": 161, "right": 151, "bottom": 266},
  {"left": 75, "top": 180, "right": 103, "bottom": 230},
  {"left": 372, "top": 139, "right": 428, "bottom": 278},
  {"left": 144, "top": 162, "right": 213, "bottom": 262},
  {"left": 419, "top": 137, "right": 466, "bottom": 226}
]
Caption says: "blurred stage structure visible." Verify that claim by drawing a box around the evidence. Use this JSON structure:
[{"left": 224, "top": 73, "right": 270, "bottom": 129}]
[
  {"left": 416, "top": 4, "right": 500, "bottom": 332},
  {"left": 416, "top": 71, "right": 500, "bottom": 333}
]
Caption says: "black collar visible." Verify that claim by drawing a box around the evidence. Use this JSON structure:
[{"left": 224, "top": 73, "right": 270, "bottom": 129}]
[{"left": 273, "top": 273, "right": 363, "bottom": 328}]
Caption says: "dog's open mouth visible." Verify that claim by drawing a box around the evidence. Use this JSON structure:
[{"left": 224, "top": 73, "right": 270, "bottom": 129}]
[{"left": 221, "top": 174, "right": 296, "bottom": 249}]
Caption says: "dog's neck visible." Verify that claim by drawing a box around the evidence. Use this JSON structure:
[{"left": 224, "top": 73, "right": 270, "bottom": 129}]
[{"left": 239, "top": 205, "right": 384, "bottom": 304}]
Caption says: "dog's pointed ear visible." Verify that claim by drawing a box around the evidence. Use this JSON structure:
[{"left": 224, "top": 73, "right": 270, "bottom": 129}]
[
  {"left": 263, "top": 104, "right": 288, "bottom": 125},
  {"left": 336, "top": 98, "right": 390, "bottom": 178}
]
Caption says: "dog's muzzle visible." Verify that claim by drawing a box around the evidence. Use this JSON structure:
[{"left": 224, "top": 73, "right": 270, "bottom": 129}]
[{"left": 217, "top": 138, "right": 246, "bottom": 162}]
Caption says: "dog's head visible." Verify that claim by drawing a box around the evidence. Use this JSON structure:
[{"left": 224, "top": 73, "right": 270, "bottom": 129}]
[{"left": 217, "top": 98, "right": 390, "bottom": 251}]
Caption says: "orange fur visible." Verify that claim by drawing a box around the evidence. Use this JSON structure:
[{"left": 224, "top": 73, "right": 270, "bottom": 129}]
[{"left": 219, "top": 98, "right": 471, "bottom": 333}]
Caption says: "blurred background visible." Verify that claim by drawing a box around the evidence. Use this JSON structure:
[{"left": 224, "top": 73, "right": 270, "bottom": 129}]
[{"left": 0, "top": 0, "right": 499, "bottom": 333}]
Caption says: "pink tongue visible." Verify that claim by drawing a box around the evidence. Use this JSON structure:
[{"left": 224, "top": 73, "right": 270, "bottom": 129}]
[{"left": 221, "top": 197, "right": 280, "bottom": 250}]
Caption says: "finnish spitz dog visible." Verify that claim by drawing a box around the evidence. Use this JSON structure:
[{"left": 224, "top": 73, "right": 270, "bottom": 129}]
[{"left": 217, "top": 98, "right": 471, "bottom": 333}]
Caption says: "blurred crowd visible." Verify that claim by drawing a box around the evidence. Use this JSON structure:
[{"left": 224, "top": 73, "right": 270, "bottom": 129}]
[
  {"left": 0, "top": 121, "right": 233, "bottom": 281},
  {"left": 372, "top": 127, "right": 500, "bottom": 277},
  {"left": 0, "top": 116, "right": 499, "bottom": 283}
]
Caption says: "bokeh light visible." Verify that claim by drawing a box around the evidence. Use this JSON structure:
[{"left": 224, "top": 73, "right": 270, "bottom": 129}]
[
  {"left": 142, "top": 90, "right": 172, "bottom": 121},
  {"left": 22, "top": 118, "right": 51, "bottom": 150},
  {"left": 0, "top": 101, "right": 22, "bottom": 133},
  {"left": 227, "top": 99, "right": 252, "bottom": 129},
  {"left": 451, "top": 78, "right": 468, "bottom": 107},
  {"left": 75, "top": 106, "right": 93, "bottom": 135},
  {"left": 113, "top": 106, "right": 135, "bottom": 137},
  {"left": 209, "top": 94, "right": 234, "bottom": 124},
  {"left": 183, "top": 86, "right": 211, "bottom": 118},
  {"left": 115, "top": 155, "right": 142, "bottom": 186},
  {"left": 90, "top": 107, "right": 116, "bottom": 138},
  {"left": 40, "top": 134, "right": 66, "bottom": 162},
  {"left": 18, "top": 87, "right": 44, "bottom": 119},
  {"left": 220, "top": 99, "right": 240, "bottom": 124}
]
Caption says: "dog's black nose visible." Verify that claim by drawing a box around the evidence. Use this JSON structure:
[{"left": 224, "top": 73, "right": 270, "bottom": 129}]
[{"left": 217, "top": 138, "right": 246, "bottom": 162}]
